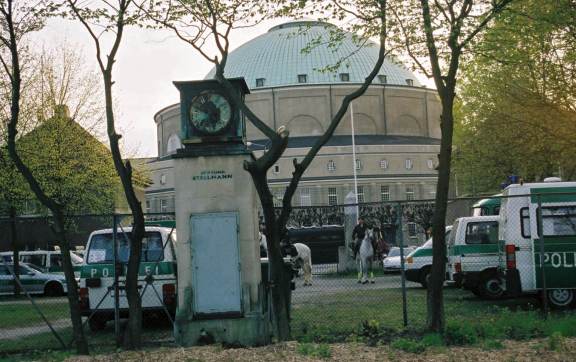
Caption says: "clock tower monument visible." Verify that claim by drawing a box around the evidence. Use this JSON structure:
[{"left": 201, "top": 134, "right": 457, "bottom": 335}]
[{"left": 172, "top": 78, "right": 269, "bottom": 346}]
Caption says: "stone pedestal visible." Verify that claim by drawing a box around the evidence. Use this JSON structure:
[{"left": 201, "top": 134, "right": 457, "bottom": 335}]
[
  {"left": 173, "top": 151, "right": 269, "bottom": 346},
  {"left": 338, "top": 191, "right": 359, "bottom": 272}
]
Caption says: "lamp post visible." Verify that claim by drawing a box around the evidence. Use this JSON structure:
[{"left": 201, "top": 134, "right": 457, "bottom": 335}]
[{"left": 350, "top": 102, "right": 359, "bottom": 221}]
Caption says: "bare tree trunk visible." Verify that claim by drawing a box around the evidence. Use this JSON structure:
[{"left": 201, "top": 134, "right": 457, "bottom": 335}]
[
  {"left": 9, "top": 206, "right": 20, "bottom": 296},
  {"left": 427, "top": 95, "right": 454, "bottom": 332},
  {"left": 66, "top": 0, "right": 145, "bottom": 348},
  {"left": 52, "top": 211, "right": 89, "bottom": 354},
  {"left": 101, "top": 72, "right": 145, "bottom": 350},
  {"left": 245, "top": 166, "right": 291, "bottom": 339}
]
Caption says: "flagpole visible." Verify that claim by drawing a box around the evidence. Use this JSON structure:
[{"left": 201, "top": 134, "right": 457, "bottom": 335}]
[{"left": 350, "top": 102, "right": 359, "bottom": 221}]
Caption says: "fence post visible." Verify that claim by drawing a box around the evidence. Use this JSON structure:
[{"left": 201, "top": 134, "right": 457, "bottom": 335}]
[
  {"left": 398, "top": 202, "right": 408, "bottom": 327},
  {"left": 113, "top": 214, "right": 121, "bottom": 346},
  {"left": 536, "top": 195, "right": 548, "bottom": 317}
]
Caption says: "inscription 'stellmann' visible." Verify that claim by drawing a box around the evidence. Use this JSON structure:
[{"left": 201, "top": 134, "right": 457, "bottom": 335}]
[{"left": 192, "top": 170, "right": 233, "bottom": 181}]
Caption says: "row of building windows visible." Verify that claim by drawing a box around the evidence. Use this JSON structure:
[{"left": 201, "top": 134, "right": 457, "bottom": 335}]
[
  {"left": 271, "top": 183, "right": 435, "bottom": 207},
  {"left": 254, "top": 74, "right": 414, "bottom": 87},
  {"left": 272, "top": 158, "right": 436, "bottom": 174},
  {"left": 145, "top": 198, "right": 174, "bottom": 213}
]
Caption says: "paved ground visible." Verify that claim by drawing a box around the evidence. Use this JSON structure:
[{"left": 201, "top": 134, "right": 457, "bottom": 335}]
[
  {"left": 0, "top": 296, "right": 67, "bottom": 306},
  {"left": 0, "top": 318, "right": 71, "bottom": 340},
  {"left": 292, "top": 274, "right": 420, "bottom": 305}
]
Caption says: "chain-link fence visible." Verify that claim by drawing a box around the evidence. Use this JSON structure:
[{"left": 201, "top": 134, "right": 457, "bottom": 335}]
[
  {"left": 2, "top": 190, "right": 576, "bottom": 354},
  {"left": 280, "top": 190, "right": 576, "bottom": 342},
  {"left": 0, "top": 212, "right": 176, "bottom": 354}
]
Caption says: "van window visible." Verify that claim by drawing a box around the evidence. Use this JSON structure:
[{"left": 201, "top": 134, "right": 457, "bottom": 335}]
[
  {"left": 87, "top": 231, "right": 164, "bottom": 264},
  {"left": 465, "top": 221, "right": 499, "bottom": 244},
  {"left": 520, "top": 208, "right": 531, "bottom": 238},
  {"left": 50, "top": 254, "right": 62, "bottom": 268},
  {"left": 21, "top": 254, "right": 46, "bottom": 270},
  {"left": 0, "top": 265, "right": 9, "bottom": 275},
  {"left": 539, "top": 206, "right": 576, "bottom": 236}
]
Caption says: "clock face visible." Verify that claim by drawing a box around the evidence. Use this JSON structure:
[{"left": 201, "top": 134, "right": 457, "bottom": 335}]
[{"left": 189, "top": 91, "right": 232, "bottom": 135}]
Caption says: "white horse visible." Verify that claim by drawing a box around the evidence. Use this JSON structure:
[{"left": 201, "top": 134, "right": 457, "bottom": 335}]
[
  {"left": 358, "top": 228, "right": 375, "bottom": 284},
  {"left": 291, "top": 243, "right": 313, "bottom": 286},
  {"left": 259, "top": 233, "right": 312, "bottom": 286}
]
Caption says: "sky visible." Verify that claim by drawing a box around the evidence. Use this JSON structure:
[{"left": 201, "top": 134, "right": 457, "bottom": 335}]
[{"left": 35, "top": 17, "right": 431, "bottom": 158}]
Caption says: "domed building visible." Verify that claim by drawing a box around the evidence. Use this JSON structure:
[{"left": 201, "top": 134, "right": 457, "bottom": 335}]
[{"left": 146, "top": 21, "right": 441, "bottom": 229}]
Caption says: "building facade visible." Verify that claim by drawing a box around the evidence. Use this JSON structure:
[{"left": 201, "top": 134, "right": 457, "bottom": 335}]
[{"left": 145, "top": 21, "right": 441, "bottom": 214}]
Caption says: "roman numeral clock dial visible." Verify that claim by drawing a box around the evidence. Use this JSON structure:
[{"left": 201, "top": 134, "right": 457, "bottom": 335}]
[{"left": 189, "top": 91, "right": 232, "bottom": 135}]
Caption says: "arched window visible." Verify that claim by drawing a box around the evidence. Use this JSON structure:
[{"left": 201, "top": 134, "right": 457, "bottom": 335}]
[{"left": 166, "top": 134, "right": 182, "bottom": 155}]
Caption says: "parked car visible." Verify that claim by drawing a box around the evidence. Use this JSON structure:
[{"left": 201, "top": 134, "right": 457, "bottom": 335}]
[
  {"left": 0, "top": 262, "right": 68, "bottom": 296},
  {"left": 0, "top": 250, "right": 83, "bottom": 276},
  {"left": 382, "top": 246, "right": 416, "bottom": 273}
]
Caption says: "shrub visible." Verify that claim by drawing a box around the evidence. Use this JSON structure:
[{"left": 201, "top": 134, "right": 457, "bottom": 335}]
[
  {"left": 547, "top": 332, "right": 567, "bottom": 352},
  {"left": 296, "top": 343, "right": 332, "bottom": 359},
  {"left": 421, "top": 333, "right": 444, "bottom": 347},
  {"left": 444, "top": 323, "right": 478, "bottom": 346},
  {"left": 544, "top": 315, "right": 576, "bottom": 337},
  {"left": 390, "top": 338, "right": 426, "bottom": 354},
  {"left": 297, "top": 342, "right": 315, "bottom": 356}
]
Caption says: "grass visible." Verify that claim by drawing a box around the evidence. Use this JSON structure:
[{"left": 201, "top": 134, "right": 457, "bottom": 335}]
[
  {"left": 2, "top": 281, "right": 575, "bottom": 358},
  {"left": 297, "top": 342, "right": 332, "bottom": 358},
  {"left": 291, "top": 285, "right": 576, "bottom": 346},
  {"left": 0, "top": 302, "right": 69, "bottom": 329},
  {"left": 0, "top": 319, "right": 173, "bottom": 357}
]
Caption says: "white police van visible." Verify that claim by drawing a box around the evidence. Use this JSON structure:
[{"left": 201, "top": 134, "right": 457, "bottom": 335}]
[
  {"left": 500, "top": 179, "right": 576, "bottom": 308},
  {"left": 78, "top": 226, "right": 177, "bottom": 330},
  {"left": 405, "top": 226, "right": 452, "bottom": 288},
  {"left": 447, "top": 215, "right": 502, "bottom": 299}
]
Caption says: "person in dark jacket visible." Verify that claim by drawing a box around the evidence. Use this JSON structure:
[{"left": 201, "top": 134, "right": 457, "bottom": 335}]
[{"left": 351, "top": 217, "right": 368, "bottom": 258}]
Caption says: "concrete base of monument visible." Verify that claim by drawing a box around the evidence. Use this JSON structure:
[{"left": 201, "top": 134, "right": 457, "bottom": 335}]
[
  {"left": 174, "top": 285, "right": 271, "bottom": 347},
  {"left": 174, "top": 312, "right": 271, "bottom": 347}
]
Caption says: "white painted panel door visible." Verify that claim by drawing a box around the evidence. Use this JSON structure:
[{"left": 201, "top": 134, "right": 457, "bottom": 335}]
[{"left": 190, "top": 212, "right": 242, "bottom": 315}]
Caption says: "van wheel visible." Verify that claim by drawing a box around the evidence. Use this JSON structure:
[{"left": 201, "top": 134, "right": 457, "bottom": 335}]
[
  {"left": 89, "top": 317, "right": 107, "bottom": 332},
  {"left": 548, "top": 289, "right": 574, "bottom": 308},
  {"left": 44, "top": 282, "right": 64, "bottom": 297},
  {"left": 479, "top": 274, "right": 505, "bottom": 300},
  {"left": 420, "top": 267, "right": 431, "bottom": 289}
]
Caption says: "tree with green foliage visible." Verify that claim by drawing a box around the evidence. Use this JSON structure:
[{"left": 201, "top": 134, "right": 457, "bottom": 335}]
[
  {"left": 0, "top": 0, "right": 89, "bottom": 354},
  {"left": 12, "top": 106, "right": 118, "bottom": 215},
  {"left": 386, "top": 0, "right": 512, "bottom": 332},
  {"left": 453, "top": 0, "right": 576, "bottom": 194}
]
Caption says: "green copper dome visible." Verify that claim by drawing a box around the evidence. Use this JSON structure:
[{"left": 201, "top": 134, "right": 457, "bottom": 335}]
[{"left": 206, "top": 20, "right": 420, "bottom": 89}]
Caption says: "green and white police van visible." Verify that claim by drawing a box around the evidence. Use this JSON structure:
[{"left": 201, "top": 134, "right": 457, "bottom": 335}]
[
  {"left": 447, "top": 215, "right": 503, "bottom": 299},
  {"left": 500, "top": 179, "right": 576, "bottom": 308},
  {"left": 78, "top": 226, "right": 177, "bottom": 330},
  {"left": 472, "top": 196, "right": 501, "bottom": 216},
  {"left": 405, "top": 226, "right": 452, "bottom": 288}
]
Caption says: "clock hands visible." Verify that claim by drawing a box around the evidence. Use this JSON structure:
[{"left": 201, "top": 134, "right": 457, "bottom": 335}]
[
  {"left": 190, "top": 92, "right": 230, "bottom": 135},
  {"left": 196, "top": 100, "right": 220, "bottom": 129}
]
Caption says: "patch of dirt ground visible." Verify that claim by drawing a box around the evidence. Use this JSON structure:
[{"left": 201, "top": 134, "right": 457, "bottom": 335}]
[{"left": 67, "top": 338, "right": 576, "bottom": 362}]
